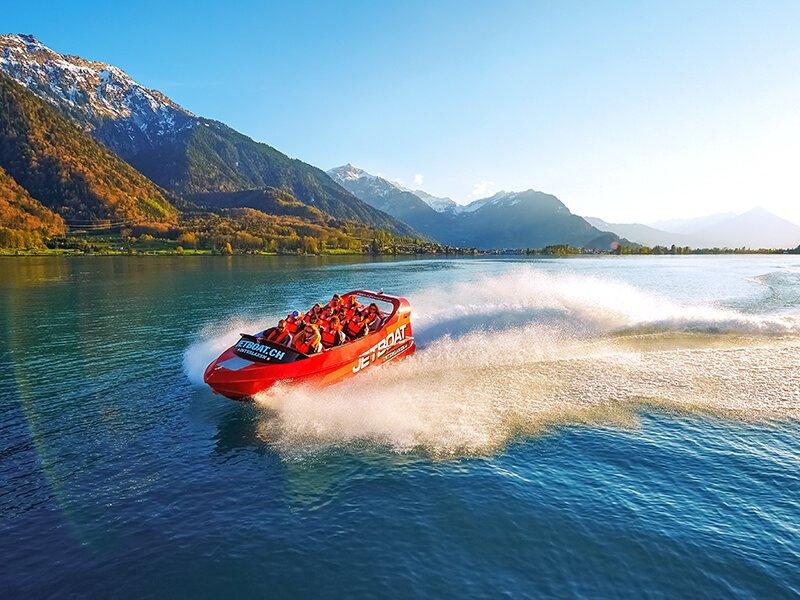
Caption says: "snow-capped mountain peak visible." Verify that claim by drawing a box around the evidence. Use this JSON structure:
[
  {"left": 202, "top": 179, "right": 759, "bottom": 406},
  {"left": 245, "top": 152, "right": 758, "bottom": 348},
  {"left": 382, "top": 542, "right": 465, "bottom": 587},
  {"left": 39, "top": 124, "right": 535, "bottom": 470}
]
[
  {"left": 328, "top": 163, "right": 375, "bottom": 183},
  {"left": 0, "top": 33, "right": 196, "bottom": 155}
]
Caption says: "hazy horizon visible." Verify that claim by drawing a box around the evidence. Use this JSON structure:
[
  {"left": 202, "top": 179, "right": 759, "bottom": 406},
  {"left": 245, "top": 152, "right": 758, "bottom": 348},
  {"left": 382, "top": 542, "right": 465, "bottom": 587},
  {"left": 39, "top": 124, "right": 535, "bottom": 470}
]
[{"left": 5, "top": 1, "right": 800, "bottom": 224}]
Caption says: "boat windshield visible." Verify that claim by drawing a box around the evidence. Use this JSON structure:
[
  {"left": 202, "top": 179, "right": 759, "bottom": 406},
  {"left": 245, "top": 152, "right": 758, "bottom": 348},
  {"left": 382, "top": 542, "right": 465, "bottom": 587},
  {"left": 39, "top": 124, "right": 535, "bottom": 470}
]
[{"left": 351, "top": 294, "right": 396, "bottom": 324}]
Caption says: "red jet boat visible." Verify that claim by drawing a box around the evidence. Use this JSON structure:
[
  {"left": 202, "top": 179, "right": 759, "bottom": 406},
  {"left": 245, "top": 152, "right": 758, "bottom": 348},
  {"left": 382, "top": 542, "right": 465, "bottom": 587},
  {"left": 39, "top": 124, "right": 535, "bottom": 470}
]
[{"left": 204, "top": 290, "right": 415, "bottom": 399}]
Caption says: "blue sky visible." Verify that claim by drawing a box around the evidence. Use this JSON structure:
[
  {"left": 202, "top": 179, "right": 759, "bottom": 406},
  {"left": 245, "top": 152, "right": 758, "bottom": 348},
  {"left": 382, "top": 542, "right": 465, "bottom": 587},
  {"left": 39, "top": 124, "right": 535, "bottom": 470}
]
[{"left": 6, "top": 1, "right": 800, "bottom": 223}]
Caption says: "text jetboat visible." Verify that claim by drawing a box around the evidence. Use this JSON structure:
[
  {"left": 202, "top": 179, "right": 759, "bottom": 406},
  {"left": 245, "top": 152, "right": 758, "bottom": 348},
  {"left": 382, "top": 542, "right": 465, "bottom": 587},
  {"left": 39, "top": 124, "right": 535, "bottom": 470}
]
[{"left": 204, "top": 290, "right": 415, "bottom": 399}]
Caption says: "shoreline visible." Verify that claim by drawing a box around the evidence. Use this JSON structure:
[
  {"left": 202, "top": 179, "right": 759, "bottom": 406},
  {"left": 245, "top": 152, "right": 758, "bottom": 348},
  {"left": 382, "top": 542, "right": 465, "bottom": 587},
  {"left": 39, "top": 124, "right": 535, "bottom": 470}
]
[{"left": 2, "top": 249, "right": 796, "bottom": 258}]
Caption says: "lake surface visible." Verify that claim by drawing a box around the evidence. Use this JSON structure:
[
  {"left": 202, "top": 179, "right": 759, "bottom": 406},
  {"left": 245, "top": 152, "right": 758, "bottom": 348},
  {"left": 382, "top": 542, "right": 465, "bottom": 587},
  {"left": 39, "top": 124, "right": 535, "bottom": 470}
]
[{"left": 2, "top": 255, "right": 799, "bottom": 598}]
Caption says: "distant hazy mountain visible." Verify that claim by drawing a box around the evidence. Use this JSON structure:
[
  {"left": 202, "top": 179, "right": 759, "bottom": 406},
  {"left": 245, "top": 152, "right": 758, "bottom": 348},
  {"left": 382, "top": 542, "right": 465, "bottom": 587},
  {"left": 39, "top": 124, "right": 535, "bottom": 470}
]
[
  {"left": 687, "top": 208, "right": 800, "bottom": 249},
  {"left": 0, "top": 34, "right": 414, "bottom": 236},
  {"left": 331, "top": 165, "right": 622, "bottom": 249},
  {"left": 593, "top": 209, "right": 800, "bottom": 249},
  {"left": 651, "top": 213, "right": 736, "bottom": 235},
  {"left": 585, "top": 217, "right": 694, "bottom": 247}
]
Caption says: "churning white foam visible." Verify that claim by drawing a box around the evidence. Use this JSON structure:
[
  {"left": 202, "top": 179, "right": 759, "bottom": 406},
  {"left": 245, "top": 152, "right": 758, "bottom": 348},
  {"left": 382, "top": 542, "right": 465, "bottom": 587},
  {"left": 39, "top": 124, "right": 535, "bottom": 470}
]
[
  {"left": 185, "top": 266, "right": 800, "bottom": 456},
  {"left": 254, "top": 327, "right": 800, "bottom": 456},
  {"left": 410, "top": 268, "right": 800, "bottom": 341}
]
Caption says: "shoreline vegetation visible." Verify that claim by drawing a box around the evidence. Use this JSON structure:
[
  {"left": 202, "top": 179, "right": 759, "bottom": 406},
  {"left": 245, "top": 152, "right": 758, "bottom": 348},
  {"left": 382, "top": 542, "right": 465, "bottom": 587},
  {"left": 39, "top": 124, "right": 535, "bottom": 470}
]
[{"left": 1, "top": 230, "right": 798, "bottom": 257}]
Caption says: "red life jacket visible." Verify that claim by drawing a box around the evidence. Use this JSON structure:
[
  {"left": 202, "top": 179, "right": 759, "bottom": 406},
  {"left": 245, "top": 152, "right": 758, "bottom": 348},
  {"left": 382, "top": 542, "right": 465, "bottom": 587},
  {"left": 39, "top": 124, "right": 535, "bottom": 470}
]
[
  {"left": 346, "top": 319, "right": 365, "bottom": 338},
  {"left": 322, "top": 326, "right": 344, "bottom": 347}
]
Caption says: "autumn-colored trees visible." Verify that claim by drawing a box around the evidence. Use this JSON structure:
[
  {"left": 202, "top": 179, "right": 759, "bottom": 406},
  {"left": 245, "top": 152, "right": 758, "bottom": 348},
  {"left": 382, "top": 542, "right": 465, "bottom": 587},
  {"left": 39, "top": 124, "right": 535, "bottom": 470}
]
[
  {"left": 0, "top": 73, "right": 176, "bottom": 227},
  {"left": 0, "top": 166, "right": 65, "bottom": 247}
]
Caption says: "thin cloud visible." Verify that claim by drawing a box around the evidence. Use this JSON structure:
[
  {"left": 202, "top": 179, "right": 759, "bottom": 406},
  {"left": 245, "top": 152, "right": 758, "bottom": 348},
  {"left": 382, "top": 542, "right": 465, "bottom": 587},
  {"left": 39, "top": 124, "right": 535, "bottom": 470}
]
[
  {"left": 468, "top": 179, "right": 497, "bottom": 199},
  {"left": 413, "top": 173, "right": 424, "bottom": 186}
]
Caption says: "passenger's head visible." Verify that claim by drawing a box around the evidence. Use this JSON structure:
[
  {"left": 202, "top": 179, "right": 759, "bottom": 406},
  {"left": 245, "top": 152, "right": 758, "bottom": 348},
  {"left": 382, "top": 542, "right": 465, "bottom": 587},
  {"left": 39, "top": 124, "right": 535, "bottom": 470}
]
[
  {"left": 278, "top": 319, "right": 286, "bottom": 329},
  {"left": 368, "top": 303, "right": 379, "bottom": 313},
  {"left": 329, "top": 316, "right": 340, "bottom": 327},
  {"left": 331, "top": 293, "right": 341, "bottom": 304}
]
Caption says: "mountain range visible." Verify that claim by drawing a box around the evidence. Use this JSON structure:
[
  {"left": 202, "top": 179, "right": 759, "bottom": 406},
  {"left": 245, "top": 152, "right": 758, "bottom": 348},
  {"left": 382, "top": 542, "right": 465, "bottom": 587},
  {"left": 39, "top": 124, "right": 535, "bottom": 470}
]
[
  {"left": 328, "top": 164, "right": 625, "bottom": 250},
  {"left": 584, "top": 217, "right": 695, "bottom": 248},
  {"left": 1, "top": 33, "right": 796, "bottom": 253},
  {"left": 0, "top": 33, "right": 414, "bottom": 242},
  {"left": 587, "top": 208, "right": 800, "bottom": 249}
]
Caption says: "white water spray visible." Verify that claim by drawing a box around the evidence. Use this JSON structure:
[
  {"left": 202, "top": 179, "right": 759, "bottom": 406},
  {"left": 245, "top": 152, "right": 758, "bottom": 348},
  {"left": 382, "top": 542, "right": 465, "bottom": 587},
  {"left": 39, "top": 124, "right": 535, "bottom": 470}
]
[{"left": 184, "top": 266, "right": 800, "bottom": 456}]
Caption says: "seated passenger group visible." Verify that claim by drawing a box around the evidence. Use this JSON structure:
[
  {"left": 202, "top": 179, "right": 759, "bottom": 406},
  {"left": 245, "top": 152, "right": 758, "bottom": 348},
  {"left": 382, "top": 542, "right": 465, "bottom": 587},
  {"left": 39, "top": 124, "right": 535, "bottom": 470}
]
[{"left": 259, "top": 294, "right": 385, "bottom": 355}]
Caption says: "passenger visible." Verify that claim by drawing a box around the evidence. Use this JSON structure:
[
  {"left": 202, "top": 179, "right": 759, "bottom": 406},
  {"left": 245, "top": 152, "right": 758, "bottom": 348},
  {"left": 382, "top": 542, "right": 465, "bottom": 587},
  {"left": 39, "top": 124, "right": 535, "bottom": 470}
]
[
  {"left": 364, "top": 303, "right": 383, "bottom": 332},
  {"left": 262, "top": 319, "right": 293, "bottom": 346},
  {"left": 294, "top": 324, "right": 323, "bottom": 354},
  {"left": 321, "top": 316, "right": 346, "bottom": 348},
  {"left": 345, "top": 311, "right": 369, "bottom": 340},
  {"left": 327, "top": 293, "right": 342, "bottom": 311},
  {"left": 285, "top": 310, "right": 301, "bottom": 334},
  {"left": 343, "top": 295, "right": 361, "bottom": 321}
]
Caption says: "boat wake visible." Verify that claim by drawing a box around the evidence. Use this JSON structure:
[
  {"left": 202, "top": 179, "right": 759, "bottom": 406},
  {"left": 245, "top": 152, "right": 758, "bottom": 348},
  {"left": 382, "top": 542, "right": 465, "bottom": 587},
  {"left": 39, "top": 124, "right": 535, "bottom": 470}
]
[{"left": 185, "top": 267, "right": 800, "bottom": 457}]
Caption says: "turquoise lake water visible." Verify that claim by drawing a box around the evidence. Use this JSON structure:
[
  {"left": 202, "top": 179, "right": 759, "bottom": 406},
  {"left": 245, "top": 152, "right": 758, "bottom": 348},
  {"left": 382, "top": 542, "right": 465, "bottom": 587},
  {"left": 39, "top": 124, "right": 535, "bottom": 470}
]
[{"left": 1, "top": 255, "right": 799, "bottom": 598}]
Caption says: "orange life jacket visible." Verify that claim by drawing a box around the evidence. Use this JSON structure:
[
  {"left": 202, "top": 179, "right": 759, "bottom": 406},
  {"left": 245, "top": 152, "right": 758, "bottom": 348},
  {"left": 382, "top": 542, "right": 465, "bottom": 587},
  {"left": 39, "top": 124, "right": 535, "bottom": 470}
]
[
  {"left": 295, "top": 326, "right": 322, "bottom": 354},
  {"left": 266, "top": 328, "right": 291, "bottom": 345}
]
